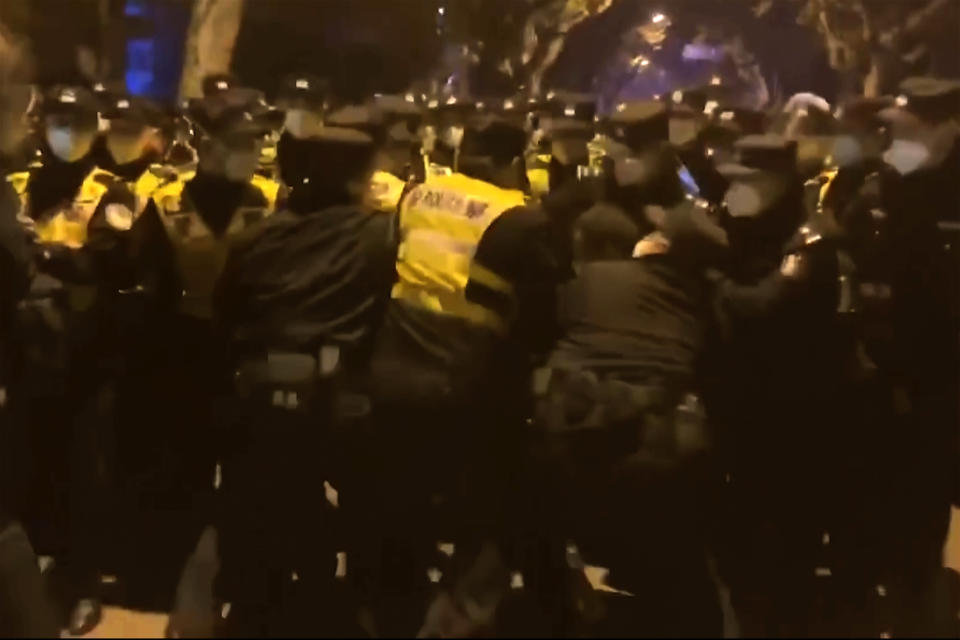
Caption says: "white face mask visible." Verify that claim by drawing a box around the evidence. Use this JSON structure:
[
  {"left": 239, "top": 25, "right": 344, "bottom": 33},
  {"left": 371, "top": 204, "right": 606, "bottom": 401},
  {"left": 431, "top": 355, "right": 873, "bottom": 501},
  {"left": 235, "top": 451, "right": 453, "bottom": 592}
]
[
  {"left": 284, "top": 108, "right": 322, "bottom": 139},
  {"left": 106, "top": 130, "right": 150, "bottom": 165},
  {"left": 223, "top": 151, "right": 259, "bottom": 182},
  {"left": 420, "top": 125, "right": 437, "bottom": 153},
  {"left": 441, "top": 125, "right": 464, "bottom": 150},
  {"left": 831, "top": 135, "right": 863, "bottom": 168},
  {"left": 199, "top": 137, "right": 262, "bottom": 182},
  {"left": 612, "top": 151, "right": 658, "bottom": 187},
  {"left": 46, "top": 126, "right": 94, "bottom": 163},
  {"left": 883, "top": 139, "right": 930, "bottom": 175},
  {"left": 669, "top": 118, "right": 701, "bottom": 146},
  {"left": 724, "top": 174, "right": 787, "bottom": 218},
  {"left": 725, "top": 182, "right": 765, "bottom": 218}
]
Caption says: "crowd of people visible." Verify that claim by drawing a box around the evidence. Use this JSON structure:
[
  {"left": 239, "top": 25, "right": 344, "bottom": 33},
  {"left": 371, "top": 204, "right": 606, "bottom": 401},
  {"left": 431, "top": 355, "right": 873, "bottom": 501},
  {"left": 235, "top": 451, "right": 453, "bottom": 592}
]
[{"left": 0, "top": 37, "right": 958, "bottom": 638}]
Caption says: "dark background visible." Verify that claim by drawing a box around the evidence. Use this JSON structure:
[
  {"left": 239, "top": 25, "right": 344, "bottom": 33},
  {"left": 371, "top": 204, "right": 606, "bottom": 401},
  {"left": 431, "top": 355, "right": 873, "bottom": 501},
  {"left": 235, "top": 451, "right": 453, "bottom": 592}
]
[{"left": 3, "top": 0, "right": 958, "bottom": 105}]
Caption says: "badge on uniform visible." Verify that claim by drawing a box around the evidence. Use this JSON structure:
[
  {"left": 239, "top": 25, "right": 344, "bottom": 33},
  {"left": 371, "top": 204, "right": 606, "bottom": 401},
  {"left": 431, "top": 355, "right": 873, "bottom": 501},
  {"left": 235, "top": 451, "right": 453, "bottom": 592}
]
[{"left": 105, "top": 203, "right": 134, "bottom": 231}]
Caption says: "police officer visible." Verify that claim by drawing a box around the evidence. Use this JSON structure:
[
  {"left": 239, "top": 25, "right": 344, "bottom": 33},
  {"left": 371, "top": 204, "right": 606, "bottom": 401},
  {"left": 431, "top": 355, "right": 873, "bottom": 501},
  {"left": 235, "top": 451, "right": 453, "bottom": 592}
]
[
  {"left": 667, "top": 86, "right": 733, "bottom": 206},
  {"left": 0, "top": 78, "right": 36, "bottom": 518},
  {"left": 9, "top": 85, "right": 133, "bottom": 635},
  {"left": 126, "top": 87, "right": 283, "bottom": 598},
  {"left": 526, "top": 91, "right": 597, "bottom": 202},
  {"left": 98, "top": 93, "right": 171, "bottom": 205},
  {"left": 870, "top": 76, "right": 960, "bottom": 635},
  {"left": 23, "top": 87, "right": 115, "bottom": 248},
  {"left": 708, "top": 134, "right": 879, "bottom": 636},
  {"left": 200, "top": 105, "right": 396, "bottom": 637},
  {"left": 274, "top": 72, "right": 327, "bottom": 196},
  {"left": 0, "top": 35, "right": 60, "bottom": 633},
  {"left": 528, "top": 193, "right": 727, "bottom": 637},
  {"left": 366, "top": 110, "right": 560, "bottom": 636},
  {"left": 367, "top": 92, "right": 426, "bottom": 213},
  {"left": 422, "top": 95, "right": 476, "bottom": 176},
  {"left": 599, "top": 100, "right": 687, "bottom": 226}
]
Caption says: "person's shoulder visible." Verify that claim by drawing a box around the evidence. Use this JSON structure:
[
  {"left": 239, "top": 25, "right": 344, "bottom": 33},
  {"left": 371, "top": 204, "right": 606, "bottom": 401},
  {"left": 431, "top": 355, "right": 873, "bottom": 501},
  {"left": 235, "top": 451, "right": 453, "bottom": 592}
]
[{"left": 489, "top": 203, "right": 551, "bottom": 235}]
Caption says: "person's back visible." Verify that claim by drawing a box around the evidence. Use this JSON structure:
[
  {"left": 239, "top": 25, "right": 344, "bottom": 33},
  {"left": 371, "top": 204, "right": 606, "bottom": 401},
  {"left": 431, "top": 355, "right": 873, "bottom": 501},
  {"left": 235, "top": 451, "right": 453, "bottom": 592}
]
[
  {"left": 217, "top": 203, "right": 395, "bottom": 371},
  {"left": 373, "top": 169, "right": 537, "bottom": 406},
  {"left": 552, "top": 256, "right": 709, "bottom": 386}
]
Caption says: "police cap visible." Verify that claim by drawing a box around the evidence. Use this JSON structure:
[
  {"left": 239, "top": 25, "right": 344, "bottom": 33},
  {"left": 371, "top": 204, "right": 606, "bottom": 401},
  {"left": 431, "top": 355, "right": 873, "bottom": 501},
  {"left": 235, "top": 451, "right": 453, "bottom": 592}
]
[
  {"left": 277, "top": 73, "right": 327, "bottom": 111},
  {"left": 606, "top": 100, "right": 669, "bottom": 151},
  {"left": 202, "top": 73, "right": 240, "bottom": 97},
  {"left": 835, "top": 96, "right": 895, "bottom": 129},
  {"left": 327, "top": 103, "right": 386, "bottom": 144},
  {"left": 717, "top": 134, "right": 798, "bottom": 177},
  {"left": 187, "top": 88, "right": 284, "bottom": 138},
  {"left": 101, "top": 93, "right": 166, "bottom": 128},
  {"left": 43, "top": 86, "right": 99, "bottom": 129},
  {"left": 90, "top": 80, "right": 127, "bottom": 109},
  {"left": 670, "top": 87, "right": 709, "bottom": 115},
  {"left": 373, "top": 93, "right": 424, "bottom": 129},
  {"left": 546, "top": 90, "right": 597, "bottom": 122},
  {"left": 895, "top": 76, "right": 960, "bottom": 122},
  {"left": 710, "top": 107, "right": 767, "bottom": 136},
  {"left": 461, "top": 114, "right": 526, "bottom": 164},
  {"left": 770, "top": 102, "right": 838, "bottom": 138}
]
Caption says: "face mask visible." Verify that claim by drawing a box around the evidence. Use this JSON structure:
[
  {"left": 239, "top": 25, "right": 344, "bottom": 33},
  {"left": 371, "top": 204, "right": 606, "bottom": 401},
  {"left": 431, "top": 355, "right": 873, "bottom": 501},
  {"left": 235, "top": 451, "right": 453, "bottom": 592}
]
[
  {"left": 831, "top": 135, "right": 863, "bottom": 168},
  {"left": 724, "top": 173, "right": 788, "bottom": 219},
  {"left": 106, "top": 131, "right": 149, "bottom": 165},
  {"left": 441, "top": 126, "right": 464, "bottom": 150},
  {"left": 612, "top": 153, "right": 657, "bottom": 188},
  {"left": 883, "top": 139, "right": 930, "bottom": 176},
  {"left": 669, "top": 118, "right": 701, "bottom": 147},
  {"left": 724, "top": 182, "right": 765, "bottom": 219},
  {"left": 223, "top": 151, "right": 259, "bottom": 182},
  {"left": 284, "top": 108, "right": 322, "bottom": 139},
  {"left": 420, "top": 126, "right": 437, "bottom": 153},
  {"left": 46, "top": 126, "right": 94, "bottom": 163}
]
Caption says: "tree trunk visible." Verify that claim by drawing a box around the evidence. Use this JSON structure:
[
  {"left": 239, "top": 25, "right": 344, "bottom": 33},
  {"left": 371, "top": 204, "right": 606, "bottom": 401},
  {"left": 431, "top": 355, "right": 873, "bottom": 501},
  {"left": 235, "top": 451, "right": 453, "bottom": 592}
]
[{"left": 179, "top": 0, "right": 245, "bottom": 100}]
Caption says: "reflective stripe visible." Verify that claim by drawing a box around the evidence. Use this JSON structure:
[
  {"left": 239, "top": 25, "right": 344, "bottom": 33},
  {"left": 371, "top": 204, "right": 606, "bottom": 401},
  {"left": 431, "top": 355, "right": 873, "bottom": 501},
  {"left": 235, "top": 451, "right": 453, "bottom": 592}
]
[
  {"left": 819, "top": 168, "right": 839, "bottom": 207},
  {"left": 392, "top": 281, "right": 507, "bottom": 333},
  {"left": 469, "top": 262, "right": 515, "bottom": 296}
]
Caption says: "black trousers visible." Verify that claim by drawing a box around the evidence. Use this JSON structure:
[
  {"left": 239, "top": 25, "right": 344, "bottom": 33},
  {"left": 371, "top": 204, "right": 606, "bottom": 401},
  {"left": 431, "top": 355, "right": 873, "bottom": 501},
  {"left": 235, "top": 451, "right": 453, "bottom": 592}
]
[
  {"left": 216, "top": 396, "right": 342, "bottom": 637},
  {"left": 337, "top": 396, "right": 509, "bottom": 637},
  {"left": 521, "top": 373, "right": 722, "bottom": 638},
  {"left": 0, "top": 514, "right": 59, "bottom": 638}
]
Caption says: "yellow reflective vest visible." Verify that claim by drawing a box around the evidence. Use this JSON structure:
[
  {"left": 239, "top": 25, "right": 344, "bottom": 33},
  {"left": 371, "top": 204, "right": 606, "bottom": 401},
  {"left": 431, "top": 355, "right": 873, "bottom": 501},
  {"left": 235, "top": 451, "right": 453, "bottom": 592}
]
[
  {"left": 393, "top": 173, "right": 526, "bottom": 332},
  {"left": 526, "top": 152, "right": 551, "bottom": 201},
  {"left": 151, "top": 177, "right": 276, "bottom": 319},
  {"left": 32, "top": 168, "right": 116, "bottom": 249}
]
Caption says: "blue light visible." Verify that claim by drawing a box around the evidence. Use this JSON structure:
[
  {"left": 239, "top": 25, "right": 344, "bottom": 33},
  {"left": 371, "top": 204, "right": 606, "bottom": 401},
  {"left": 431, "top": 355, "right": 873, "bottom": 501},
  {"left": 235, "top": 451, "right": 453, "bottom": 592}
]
[
  {"left": 125, "top": 38, "right": 155, "bottom": 95},
  {"left": 125, "top": 0, "right": 146, "bottom": 17}
]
